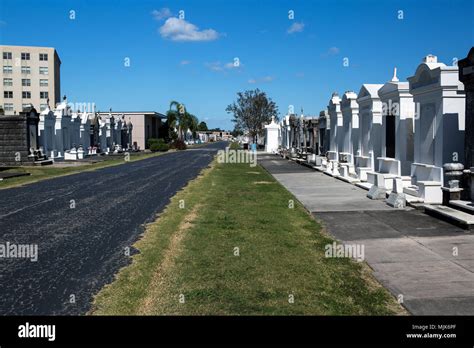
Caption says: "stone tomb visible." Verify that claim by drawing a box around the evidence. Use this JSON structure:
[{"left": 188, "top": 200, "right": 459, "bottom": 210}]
[
  {"left": 364, "top": 69, "right": 416, "bottom": 202},
  {"left": 379, "top": 69, "right": 415, "bottom": 179},
  {"left": 279, "top": 114, "right": 291, "bottom": 153},
  {"left": 318, "top": 110, "right": 330, "bottom": 155},
  {"left": 52, "top": 99, "right": 73, "bottom": 158},
  {"left": 403, "top": 55, "right": 465, "bottom": 204},
  {"left": 338, "top": 91, "right": 359, "bottom": 180},
  {"left": 447, "top": 47, "right": 474, "bottom": 213},
  {"left": 355, "top": 85, "right": 383, "bottom": 187},
  {"left": 38, "top": 106, "right": 56, "bottom": 158},
  {"left": 264, "top": 116, "right": 280, "bottom": 153},
  {"left": 325, "top": 93, "right": 342, "bottom": 175},
  {"left": 315, "top": 110, "right": 330, "bottom": 166},
  {"left": 0, "top": 106, "right": 48, "bottom": 166},
  {"left": 304, "top": 117, "right": 319, "bottom": 164}
]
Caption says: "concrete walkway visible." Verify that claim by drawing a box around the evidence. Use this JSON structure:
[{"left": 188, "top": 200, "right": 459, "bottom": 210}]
[{"left": 259, "top": 153, "right": 474, "bottom": 315}]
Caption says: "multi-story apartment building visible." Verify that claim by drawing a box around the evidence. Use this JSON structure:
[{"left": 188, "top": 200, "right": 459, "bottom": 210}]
[{"left": 0, "top": 45, "right": 61, "bottom": 114}]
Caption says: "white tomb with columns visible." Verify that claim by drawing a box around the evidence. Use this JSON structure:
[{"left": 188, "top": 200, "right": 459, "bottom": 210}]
[
  {"left": 288, "top": 114, "right": 299, "bottom": 157},
  {"left": 70, "top": 111, "right": 81, "bottom": 147},
  {"left": 98, "top": 115, "right": 108, "bottom": 153},
  {"left": 65, "top": 110, "right": 81, "bottom": 160},
  {"left": 338, "top": 91, "right": 358, "bottom": 180},
  {"left": 38, "top": 107, "right": 56, "bottom": 158},
  {"left": 315, "top": 110, "right": 330, "bottom": 166},
  {"left": 264, "top": 116, "right": 280, "bottom": 153},
  {"left": 325, "top": 93, "right": 342, "bottom": 175},
  {"left": 356, "top": 85, "right": 383, "bottom": 187},
  {"left": 366, "top": 68, "right": 416, "bottom": 202},
  {"left": 52, "top": 98, "right": 73, "bottom": 158},
  {"left": 113, "top": 117, "right": 123, "bottom": 152},
  {"left": 403, "top": 55, "right": 466, "bottom": 204},
  {"left": 280, "top": 114, "right": 291, "bottom": 152},
  {"left": 319, "top": 110, "right": 330, "bottom": 154},
  {"left": 79, "top": 112, "right": 91, "bottom": 150}
]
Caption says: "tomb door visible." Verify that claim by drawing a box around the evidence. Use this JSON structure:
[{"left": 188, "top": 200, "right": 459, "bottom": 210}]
[
  {"left": 47, "top": 126, "right": 53, "bottom": 152},
  {"left": 320, "top": 130, "right": 325, "bottom": 154},
  {"left": 385, "top": 114, "right": 396, "bottom": 158},
  {"left": 361, "top": 112, "right": 370, "bottom": 155},
  {"left": 28, "top": 124, "right": 38, "bottom": 150},
  {"left": 419, "top": 103, "right": 435, "bottom": 164},
  {"left": 62, "top": 127, "right": 69, "bottom": 151}
]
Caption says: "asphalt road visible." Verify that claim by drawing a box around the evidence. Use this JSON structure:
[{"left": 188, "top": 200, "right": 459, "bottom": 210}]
[{"left": 0, "top": 142, "right": 226, "bottom": 315}]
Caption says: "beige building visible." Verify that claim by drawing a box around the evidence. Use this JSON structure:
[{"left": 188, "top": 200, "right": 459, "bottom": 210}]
[
  {"left": 1, "top": 45, "right": 61, "bottom": 114},
  {"left": 96, "top": 111, "right": 166, "bottom": 150}
]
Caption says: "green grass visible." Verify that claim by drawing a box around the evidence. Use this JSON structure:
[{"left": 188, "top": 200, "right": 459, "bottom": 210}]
[
  {"left": 0, "top": 150, "right": 173, "bottom": 190},
  {"left": 91, "top": 161, "right": 405, "bottom": 315}
]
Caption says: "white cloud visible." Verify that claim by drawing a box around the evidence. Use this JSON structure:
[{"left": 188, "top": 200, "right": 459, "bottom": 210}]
[
  {"left": 328, "top": 46, "right": 340, "bottom": 55},
  {"left": 206, "top": 60, "right": 242, "bottom": 72},
  {"left": 206, "top": 61, "right": 224, "bottom": 71},
  {"left": 321, "top": 46, "right": 340, "bottom": 57},
  {"left": 287, "top": 22, "right": 304, "bottom": 34},
  {"left": 152, "top": 8, "right": 172, "bottom": 21},
  {"left": 248, "top": 76, "right": 275, "bottom": 84},
  {"left": 159, "top": 17, "right": 220, "bottom": 42},
  {"left": 180, "top": 60, "right": 191, "bottom": 65}
]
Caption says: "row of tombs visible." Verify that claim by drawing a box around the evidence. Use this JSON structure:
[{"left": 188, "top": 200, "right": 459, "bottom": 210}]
[
  {"left": 266, "top": 48, "right": 474, "bottom": 221},
  {"left": 0, "top": 97, "right": 134, "bottom": 166}
]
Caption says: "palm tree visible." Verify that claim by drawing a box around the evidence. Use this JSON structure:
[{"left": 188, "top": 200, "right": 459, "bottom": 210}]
[
  {"left": 183, "top": 113, "right": 199, "bottom": 140},
  {"left": 167, "top": 100, "right": 186, "bottom": 140},
  {"left": 167, "top": 101, "right": 201, "bottom": 141}
]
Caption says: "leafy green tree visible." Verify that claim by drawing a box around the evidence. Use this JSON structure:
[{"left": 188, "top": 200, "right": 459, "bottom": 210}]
[
  {"left": 198, "top": 121, "right": 208, "bottom": 131},
  {"left": 226, "top": 89, "right": 278, "bottom": 143}
]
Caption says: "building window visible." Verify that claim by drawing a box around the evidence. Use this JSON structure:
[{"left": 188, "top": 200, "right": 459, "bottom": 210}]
[
  {"left": 40, "top": 79, "right": 48, "bottom": 87},
  {"left": 22, "top": 103, "right": 31, "bottom": 110},
  {"left": 22, "top": 79, "right": 31, "bottom": 87},
  {"left": 40, "top": 91, "right": 48, "bottom": 99},
  {"left": 3, "top": 52, "right": 12, "bottom": 60},
  {"left": 3, "top": 78, "right": 12, "bottom": 86},
  {"left": 21, "top": 66, "right": 31, "bottom": 74},
  {"left": 3, "top": 65, "right": 12, "bottom": 74},
  {"left": 40, "top": 103, "right": 48, "bottom": 111},
  {"left": 4, "top": 91, "right": 13, "bottom": 98},
  {"left": 39, "top": 53, "right": 48, "bottom": 61},
  {"left": 39, "top": 67, "right": 48, "bottom": 75},
  {"left": 22, "top": 91, "right": 31, "bottom": 99},
  {"left": 21, "top": 52, "right": 30, "bottom": 60},
  {"left": 4, "top": 103, "right": 13, "bottom": 111}
]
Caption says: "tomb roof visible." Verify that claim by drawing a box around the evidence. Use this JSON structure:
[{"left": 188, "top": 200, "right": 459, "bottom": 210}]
[
  {"left": 342, "top": 90, "right": 358, "bottom": 100},
  {"left": 358, "top": 84, "right": 383, "bottom": 99},
  {"left": 328, "top": 92, "right": 341, "bottom": 105},
  {"left": 408, "top": 55, "right": 462, "bottom": 92},
  {"left": 378, "top": 69, "right": 410, "bottom": 96}
]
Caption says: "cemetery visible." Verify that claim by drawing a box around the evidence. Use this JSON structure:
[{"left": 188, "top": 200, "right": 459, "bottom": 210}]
[
  {"left": 268, "top": 48, "right": 474, "bottom": 228},
  {"left": 0, "top": 96, "right": 134, "bottom": 167}
]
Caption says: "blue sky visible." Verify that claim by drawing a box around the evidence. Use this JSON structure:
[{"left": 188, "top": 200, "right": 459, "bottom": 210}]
[{"left": 1, "top": 0, "right": 473, "bottom": 130}]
